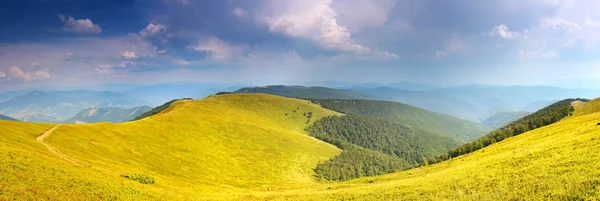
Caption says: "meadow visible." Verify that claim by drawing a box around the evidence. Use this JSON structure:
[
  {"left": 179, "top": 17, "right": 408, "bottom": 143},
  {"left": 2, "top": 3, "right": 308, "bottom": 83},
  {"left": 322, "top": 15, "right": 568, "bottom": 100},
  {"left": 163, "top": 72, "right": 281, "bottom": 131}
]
[{"left": 1, "top": 94, "right": 599, "bottom": 200}]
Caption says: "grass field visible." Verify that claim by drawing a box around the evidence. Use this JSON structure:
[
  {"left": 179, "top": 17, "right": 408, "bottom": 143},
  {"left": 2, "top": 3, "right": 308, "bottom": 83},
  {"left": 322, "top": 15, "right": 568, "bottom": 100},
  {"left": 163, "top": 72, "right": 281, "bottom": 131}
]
[{"left": 1, "top": 94, "right": 600, "bottom": 200}]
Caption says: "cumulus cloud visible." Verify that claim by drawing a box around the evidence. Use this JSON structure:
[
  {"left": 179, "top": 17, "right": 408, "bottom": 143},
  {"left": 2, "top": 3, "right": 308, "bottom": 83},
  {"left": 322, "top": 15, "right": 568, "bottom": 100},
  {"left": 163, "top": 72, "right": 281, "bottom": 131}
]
[
  {"left": 332, "top": 0, "right": 394, "bottom": 31},
  {"left": 0, "top": 70, "right": 5, "bottom": 79},
  {"left": 232, "top": 7, "right": 247, "bottom": 18},
  {"left": 59, "top": 15, "right": 102, "bottom": 34},
  {"left": 140, "top": 23, "right": 166, "bottom": 38},
  {"left": 7, "top": 66, "right": 51, "bottom": 81},
  {"left": 261, "top": 0, "right": 397, "bottom": 59},
  {"left": 193, "top": 36, "right": 248, "bottom": 60},
  {"left": 120, "top": 51, "right": 138, "bottom": 60},
  {"left": 489, "top": 24, "right": 519, "bottom": 39}
]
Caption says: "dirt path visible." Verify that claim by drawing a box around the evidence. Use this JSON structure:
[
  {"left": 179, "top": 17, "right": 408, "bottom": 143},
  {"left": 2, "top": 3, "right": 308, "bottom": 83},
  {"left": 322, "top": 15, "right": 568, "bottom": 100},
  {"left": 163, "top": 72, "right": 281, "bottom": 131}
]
[{"left": 36, "top": 125, "right": 81, "bottom": 166}]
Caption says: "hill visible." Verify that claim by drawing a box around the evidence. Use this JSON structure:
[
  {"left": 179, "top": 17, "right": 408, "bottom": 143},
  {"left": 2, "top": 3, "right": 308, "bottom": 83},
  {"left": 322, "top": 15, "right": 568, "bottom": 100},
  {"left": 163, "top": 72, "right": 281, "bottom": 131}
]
[
  {"left": 248, "top": 96, "right": 600, "bottom": 200},
  {"left": 307, "top": 114, "right": 460, "bottom": 181},
  {"left": 427, "top": 98, "right": 587, "bottom": 165},
  {"left": 0, "top": 94, "right": 341, "bottom": 200},
  {"left": 131, "top": 98, "right": 192, "bottom": 121},
  {"left": 312, "top": 99, "right": 491, "bottom": 142},
  {"left": 480, "top": 111, "right": 530, "bottom": 129},
  {"left": 0, "top": 90, "right": 148, "bottom": 122},
  {"left": 234, "top": 85, "right": 370, "bottom": 99},
  {"left": 0, "top": 114, "right": 18, "bottom": 121},
  {"left": 3, "top": 93, "right": 600, "bottom": 200},
  {"left": 63, "top": 106, "right": 152, "bottom": 124}
]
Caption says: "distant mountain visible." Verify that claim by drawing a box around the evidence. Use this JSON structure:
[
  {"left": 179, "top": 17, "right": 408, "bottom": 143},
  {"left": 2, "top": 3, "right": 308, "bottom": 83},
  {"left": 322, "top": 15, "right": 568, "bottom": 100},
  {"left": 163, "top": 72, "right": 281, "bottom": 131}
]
[
  {"left": 351, "top": 85, "right": 600, "bottom": 121},
  {"left": 234, "top": 85, "right": 370, "bottom": 99},
  {"left": 64, "top": 106, "right": 152, "bottom": 124},
  {"left": 386, "top": 81, "right": 438, "bottom": 91},
  {"left": 480, "top": 111, "right": 531, "bottom": 129},
  {"left": 352, "top": 87, "right": 481, "bottom": 120},
  {"left": 126, "top": 82, "right": 240, "bottom": 106},
  {"left": 0, "top": 114, "right": 18, "bottom": 121},
  {"left": 0, "top": 90, "right": 148, "bottom": 122}
]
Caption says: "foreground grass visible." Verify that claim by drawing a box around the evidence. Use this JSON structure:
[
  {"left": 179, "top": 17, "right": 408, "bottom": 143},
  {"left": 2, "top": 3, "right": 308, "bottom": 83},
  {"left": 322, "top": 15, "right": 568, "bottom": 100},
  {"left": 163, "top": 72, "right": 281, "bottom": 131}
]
[
  {"left": 245, "top": 105, "right": 600, "bottom": 200},
  {"left": 1, "top": 94, "right": 600, "bottom": 200},
  {"left": 2, "top": 94, "right": 340, "bottom": 200}
]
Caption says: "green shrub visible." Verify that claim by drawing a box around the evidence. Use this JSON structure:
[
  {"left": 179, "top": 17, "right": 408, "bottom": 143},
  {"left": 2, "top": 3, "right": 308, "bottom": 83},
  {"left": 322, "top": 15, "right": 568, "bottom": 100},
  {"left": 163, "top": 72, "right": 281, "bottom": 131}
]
[{"left": 120, "top": 173, "right": 155, "bottom": 184}]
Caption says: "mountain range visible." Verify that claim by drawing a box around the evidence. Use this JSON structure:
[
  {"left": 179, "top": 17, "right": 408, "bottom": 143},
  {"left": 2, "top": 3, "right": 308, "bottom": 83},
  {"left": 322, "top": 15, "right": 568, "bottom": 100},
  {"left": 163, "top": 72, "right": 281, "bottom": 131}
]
[
  {"left": 1, "top": 92, "right": 599, "bottom": 200},
  {"left": 0, "top": 90, "right": 147, "bottom": 122},
  {"left": 63, "top": 106, "right": 152, "bottom": 124}
]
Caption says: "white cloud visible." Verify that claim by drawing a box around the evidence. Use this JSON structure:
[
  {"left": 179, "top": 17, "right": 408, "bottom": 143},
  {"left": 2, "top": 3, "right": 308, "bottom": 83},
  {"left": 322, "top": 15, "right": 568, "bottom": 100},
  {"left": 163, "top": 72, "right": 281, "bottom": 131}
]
[
  {"left": 95, "top": 64, "right": 113, "bottom": 74},
  {"left": 331, "top": 0, "right": 394, "bottom": 31},
  {"left": 59, "top": 15, "right": 102, "bottom": 34},
  {"left": 541, "top": 18, "right": 581, "bottom": 31},
  {"left": 435, "top": 38, "right": 464, "bottom": 58},
  {"left": 489, "top": 24, "right": 519, "bottom": 39},
  {"left": 140, "top": 23, "right": 166, "bottom": 38},
  {"left": 174, "top": 58, "right": 191, "bottom": 66},
  {"left": 120, "top": 51, "right": 138, "bottom": 60},
  {"left": 192, "top": 36, "right": 247, "bottom": 60},
  {"left": 0, "top": 70, "right": 5, "bottom": 79},
  {"left": 232, "top": 7, "right": 247, "bottom": 18},
  {"left": 435, "top": 50, "right": 447, "bottom": 59},
  {"left": 585, "top": 17, "right": 600, "bottom": 29},
  {"left": 261, "top": 0, "right": 397, "bottom": 59},
  {"left": 519, "top": 50, "right": 558, "bottom": 59},
  {"left": 7, "top": 66, "right": 51, "bottom": 81}
]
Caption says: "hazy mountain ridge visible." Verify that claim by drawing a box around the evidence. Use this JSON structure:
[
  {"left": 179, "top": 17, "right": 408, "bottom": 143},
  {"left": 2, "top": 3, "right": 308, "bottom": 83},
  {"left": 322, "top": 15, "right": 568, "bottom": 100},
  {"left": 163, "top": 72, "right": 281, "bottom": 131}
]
[
  {"left": 235, "top": 85, "right": 370, "bottom": 99},
  {"left": 0, "top": 114, "right": 18, "bottom": 121},
  {"left": 63, "top": 106, "right": 152, "bottom": 124},
  {"left": 0, "top": 90, "right": 148, "bottom": 122},
  {"left": 481, "top": 111, "right": 531, "bottom": 129}
]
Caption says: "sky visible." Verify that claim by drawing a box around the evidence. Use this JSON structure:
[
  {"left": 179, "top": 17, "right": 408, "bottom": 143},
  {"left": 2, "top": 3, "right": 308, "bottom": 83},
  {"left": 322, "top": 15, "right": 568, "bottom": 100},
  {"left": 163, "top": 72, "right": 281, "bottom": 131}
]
[{"left": 1, "top": 0, "right": 600, "bottom": 90}]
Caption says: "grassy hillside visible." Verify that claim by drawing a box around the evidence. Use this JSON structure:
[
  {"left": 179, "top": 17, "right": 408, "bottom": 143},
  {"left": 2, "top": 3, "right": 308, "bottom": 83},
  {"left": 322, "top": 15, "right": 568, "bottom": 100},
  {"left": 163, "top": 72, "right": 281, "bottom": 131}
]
[
  {"left": 64, "top": 106, "right": 152, "bottom": 123},
  {"left": 312, "top": 99, "right": 491, "bottom": 142},
  {"left": 480, "top": 111, "right": 530, "bottom": 129},
  {"left": 0, "top": 94, "right": 341, "bottom": 200},
  {"left": 235, "top": 85, "right": 370, "bottom": 99},
  {"left": 3, "top": 94, "right": 600, "bottom": 200},
  {"left": 244, "top": 97, "right": 600, "bottom": 200},
  {"left": 427, "top": 98, "right": 586, "bottom": 165},
  {"left": 131, "top": 98, "right": 192, "bottom": 121}
]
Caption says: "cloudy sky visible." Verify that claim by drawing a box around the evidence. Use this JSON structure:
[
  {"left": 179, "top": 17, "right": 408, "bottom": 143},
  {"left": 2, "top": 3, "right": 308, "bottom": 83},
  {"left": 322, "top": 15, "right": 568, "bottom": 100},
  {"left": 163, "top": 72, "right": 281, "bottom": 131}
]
[{"left": 1, "top": 0, "right": 600, "bottom": 89}]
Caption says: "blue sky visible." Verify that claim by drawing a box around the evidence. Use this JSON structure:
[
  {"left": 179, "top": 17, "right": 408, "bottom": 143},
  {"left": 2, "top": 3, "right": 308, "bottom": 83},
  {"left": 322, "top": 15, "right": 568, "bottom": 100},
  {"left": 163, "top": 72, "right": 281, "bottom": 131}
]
[{"left": 1, "top": 0, "right": 600, "bottom": 89}]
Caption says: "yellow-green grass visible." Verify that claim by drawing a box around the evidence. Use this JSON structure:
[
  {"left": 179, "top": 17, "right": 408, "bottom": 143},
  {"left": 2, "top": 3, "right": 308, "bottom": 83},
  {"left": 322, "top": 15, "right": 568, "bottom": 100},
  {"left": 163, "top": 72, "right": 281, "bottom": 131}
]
[
  {"left": 3, "top": 94, "right": 600, "bottom": 200},
  {"left": 2, "top": 94, "right": 341, "bottom": 200},
  {"left": 241, "top": 100, "right": 600, "bottom": 200}
]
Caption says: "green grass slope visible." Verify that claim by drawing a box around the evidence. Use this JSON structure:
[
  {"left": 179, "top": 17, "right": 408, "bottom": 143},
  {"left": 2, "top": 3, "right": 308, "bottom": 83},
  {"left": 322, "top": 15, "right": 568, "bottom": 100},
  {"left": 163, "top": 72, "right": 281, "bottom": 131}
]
[
  {"left": 246, "top": 97, "right": 600, "bottom": 200},
  {"left": 0, "top": 94, "right": 341, "bottom": 200},
  {"left": 313, "top": 99, "right": 491, "bottom": 142}
]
